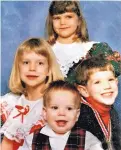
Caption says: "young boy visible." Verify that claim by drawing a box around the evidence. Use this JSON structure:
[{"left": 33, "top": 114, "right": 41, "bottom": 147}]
[
  {"left": 32, "top": 80, "right": 104, "bottom": 150},
  {"left": 74, "top": 55, "right": 121, "bottom": 150}
]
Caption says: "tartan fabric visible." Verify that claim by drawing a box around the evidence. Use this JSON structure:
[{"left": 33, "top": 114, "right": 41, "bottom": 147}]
[{"left": 32, "top": 123, "right": 86, "bottom": 150}]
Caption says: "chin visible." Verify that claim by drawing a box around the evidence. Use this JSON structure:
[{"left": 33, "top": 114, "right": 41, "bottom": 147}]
[{"left": 104, "top": 101, "right": 115, "bottom": 106}]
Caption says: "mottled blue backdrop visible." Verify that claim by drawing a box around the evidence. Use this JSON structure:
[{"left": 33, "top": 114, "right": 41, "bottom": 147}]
[{"left": 1, "top": 1, "right": 121, "bottom": 120}]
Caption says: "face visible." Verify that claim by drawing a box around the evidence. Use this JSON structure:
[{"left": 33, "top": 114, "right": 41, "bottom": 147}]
[
  {"left": 85, "top": 71, "right": 118, "bottom": 105},
  {"left": 52, "top": 12, "right": 79, "bottom": 43},
  {"left": 43, "top": 90, "right": 80, "bottom": 135},
  {"left": 19, "top": 51, "right": 49, "bottom": 88}
]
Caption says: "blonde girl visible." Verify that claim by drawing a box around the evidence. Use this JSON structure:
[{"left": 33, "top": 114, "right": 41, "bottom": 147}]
[
  {"left": 0, "top": 38, "right": 63, "bottom": 150},
  {"left": 45, "top": 0, "right": 121, "bottom": 79}
]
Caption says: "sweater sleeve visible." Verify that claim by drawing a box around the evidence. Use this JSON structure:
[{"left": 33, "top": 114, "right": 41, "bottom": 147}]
[
  {"left": 85, "top": 131, "right": 104, "bottom": 150},
  {"left": 0, "top": 93, "right": 20, "bottom": 122}
]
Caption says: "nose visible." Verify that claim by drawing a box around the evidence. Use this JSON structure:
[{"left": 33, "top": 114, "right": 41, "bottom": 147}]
[
  {"left": 102, "top": 81, "right": 111, "bottom": 89},
  {"left": 29, "top": 62, "right": 36, "bottom": 71},
  {"left": 58, "top": 108, "right": 66, "bottom": 116},
  {"left": 60, "top": 17, "right": 66, "bottom": 25}
]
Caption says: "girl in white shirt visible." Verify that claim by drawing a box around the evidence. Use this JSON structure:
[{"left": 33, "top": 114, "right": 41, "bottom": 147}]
[
  {"left": 45, "top": 1, "right": 121, "bottom": 79},
  {"left": 0, "top": 37, "right": 63, "bottom": 150}
]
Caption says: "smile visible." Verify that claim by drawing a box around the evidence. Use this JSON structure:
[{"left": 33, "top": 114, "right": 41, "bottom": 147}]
[
  {"left": 59, "top": 27, "right": 69, "bottom": 30},
  {"left": 26, "top": 75, "right": 38, "bottom": 80},
  {"left": 56, "top": 120, "right": 67, "bottom": 127},
  {"left": 101, "top": 92, "right": 113, "bottom": 97}
]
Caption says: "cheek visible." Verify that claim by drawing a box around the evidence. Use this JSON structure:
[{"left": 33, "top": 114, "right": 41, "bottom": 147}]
[
  {"left": 71, "top": 19, "right": 79, "bottom": 27},
  {"left": 53, "top": 22, "right": 60, "bottom": 32},
  {"left": 38, "top": 66, "right": 49, "bottom": 74},
  {"left": 19, "top": 68, "right": 24, "bottom": 76},
  {"left": 69, "top": 113, "right": 78, "bottom": 121},
  {"left": 114, "top": 85, "right": 118, "bottom": 94},
  {"left": 19, "top": 65, "right": 27, "bottom": 73},
  {"left": 52, "top": 21, "right": 58, "bottom": 28}
]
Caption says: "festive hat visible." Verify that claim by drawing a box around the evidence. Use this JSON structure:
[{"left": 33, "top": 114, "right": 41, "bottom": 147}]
[
  {"left": 87, "top": 42, "right": 121, "bottom": 77},
  {"left": 66, "top": 42, "right": 121, "bottom": 84}
]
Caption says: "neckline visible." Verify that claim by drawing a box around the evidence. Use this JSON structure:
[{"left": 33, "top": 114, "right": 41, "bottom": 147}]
[
  {"left": 21, "top": 94, "right": 43, "bottom": 104},
  {"left": 41, "top": 124, "right": 70, "bottom": 138},
  {"left": 56, "top": 41, "right": 77, "bottom": 46}
]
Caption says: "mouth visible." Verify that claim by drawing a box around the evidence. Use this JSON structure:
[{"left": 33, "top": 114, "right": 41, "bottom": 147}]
[
  {"left": 59, "top": 27, "right": 69, "bottom": 30},
  {"left": 56, "top": 120, "right": 67, "bottom": 127},
  {"left": 101, "top": 92, "right": 113, "bottom": 97},
  {"left": 26, "top": 75, "right": 38, "bottom": 80}
]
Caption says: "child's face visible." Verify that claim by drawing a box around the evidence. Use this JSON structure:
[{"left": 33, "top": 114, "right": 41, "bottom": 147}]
[
  {"left": 43, "top": 90, "right": 80, "bottom": 135},
  {"left": 52, "top": 12, "right": 79, "bottom": 42},
  {"left": 84, "top": 71, "right": 118, "bottom": 105},
  {"left": 19, "top": 51, "right": 49, "bottom": 88}
]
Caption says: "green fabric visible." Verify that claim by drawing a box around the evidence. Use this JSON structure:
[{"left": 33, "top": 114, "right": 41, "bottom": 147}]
[
  {"left": 88, "top": 42, "right": 121, "bottom": 77},
  {"left": 66, "top": 42, "right": 121, "bottom": 84}
]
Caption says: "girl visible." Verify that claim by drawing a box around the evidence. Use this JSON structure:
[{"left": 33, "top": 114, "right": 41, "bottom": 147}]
[
  {"left": 0, "top": 38, "right": 63, "bottom": 150},
  {"left": 45, "top": 1, "right": 121, "bottom": 80}
]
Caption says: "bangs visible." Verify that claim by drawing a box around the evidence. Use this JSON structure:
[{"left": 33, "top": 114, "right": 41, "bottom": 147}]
[
  {"left": 49, "top": 1, "right": 80, "bottom": 16},
  {"left": 18, "top": 39, "right": 49, "bottom": 58},
  {"left": 87, "top": 64, "right": 115, "bottom": 79}
]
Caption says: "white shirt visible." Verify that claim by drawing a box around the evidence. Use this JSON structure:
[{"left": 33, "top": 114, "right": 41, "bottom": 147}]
[
  {"left": 52, "top": 41, "right": 97, "bottom": 77},
  {"left": 0, "top": 93, "right": 44, "bottom": 150}
]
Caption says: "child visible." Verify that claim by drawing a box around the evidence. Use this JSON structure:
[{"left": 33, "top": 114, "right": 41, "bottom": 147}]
[
  {"left": 32, "top": 80, "right": 104, "bottom": 150},
  {"left": 45, "top": 1, "right": 121, "bottom": 80},
  {"left": 0, "top": 38, "right": 63, "bottom": 150},
  {"left": 74, "top": 55, "right": 121, "bottom": 150}
]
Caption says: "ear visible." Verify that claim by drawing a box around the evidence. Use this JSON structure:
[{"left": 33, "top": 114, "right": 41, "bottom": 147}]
[
  {"left": 77, "top": 85, "right": 89, "bottom": 97},
  {"left": 76, "top": 109, "right": 80, "bottom": 121},
  {"left": 42, "top": 107, "right": 47, "bottom": 121}
]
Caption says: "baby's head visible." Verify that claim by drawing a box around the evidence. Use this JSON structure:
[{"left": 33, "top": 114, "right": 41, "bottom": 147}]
[
  {"left": 43, "top": 80, "right": 81, "bottom": 135},
  {"left": 75, "top": 55, "right": 118, "bottom": 106}
]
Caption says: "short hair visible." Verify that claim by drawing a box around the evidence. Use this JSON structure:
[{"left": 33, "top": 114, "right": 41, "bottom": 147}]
[
  {"left": 45, "top": 0, "right": 89, "bottom": 45},
  {"left": 9, "top": 38, "right": 64, "bottom": 94},
  {"left": 43, "top": 80, "right": 81, "bottom": 109},
  {"left": 74, "top": 55, "right": 115, "bottom": 86}
]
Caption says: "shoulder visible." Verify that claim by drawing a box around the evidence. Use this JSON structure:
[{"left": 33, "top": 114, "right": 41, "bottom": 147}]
[
  {"left": 1, "top": 92, "right": 21, "bottom": 105},
  {"left": 1, "top": 92, "right": 20, "bottom": 101},
  {"left": 78, "top": 103, "right": 96, "bottom": 125},
  {"left": 78, "top": 103, "right": 104, "bottom": 140},
  {"left": 80, "top": 103, "right": 95, "bottom": 116}
]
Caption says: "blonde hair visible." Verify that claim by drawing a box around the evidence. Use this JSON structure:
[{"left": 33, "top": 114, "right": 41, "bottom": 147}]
[
  {"left": 9, "top": 38, "right": 64, "bottom": 94},
  {"left": 45, "top": 0, "right": 89, "bottom": 45},
  {"left": 43, "top": 80, "right": 81, "bottom": 109}
]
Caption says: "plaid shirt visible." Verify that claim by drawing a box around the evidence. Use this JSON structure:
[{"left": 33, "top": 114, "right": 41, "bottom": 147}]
[{"left": 32, "top": 123, "right": 86, "bottom": 150}]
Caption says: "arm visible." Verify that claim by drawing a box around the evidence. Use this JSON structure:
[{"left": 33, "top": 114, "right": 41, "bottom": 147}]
[
  {"left": 85, "top": 131, "right": 104, "bottom": 150},
  {"left": 1, "top": 136, "right": 23, "bottom": 150},
  {"left": 1, "top": 137, "right": 14, "bottom": 150}
]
